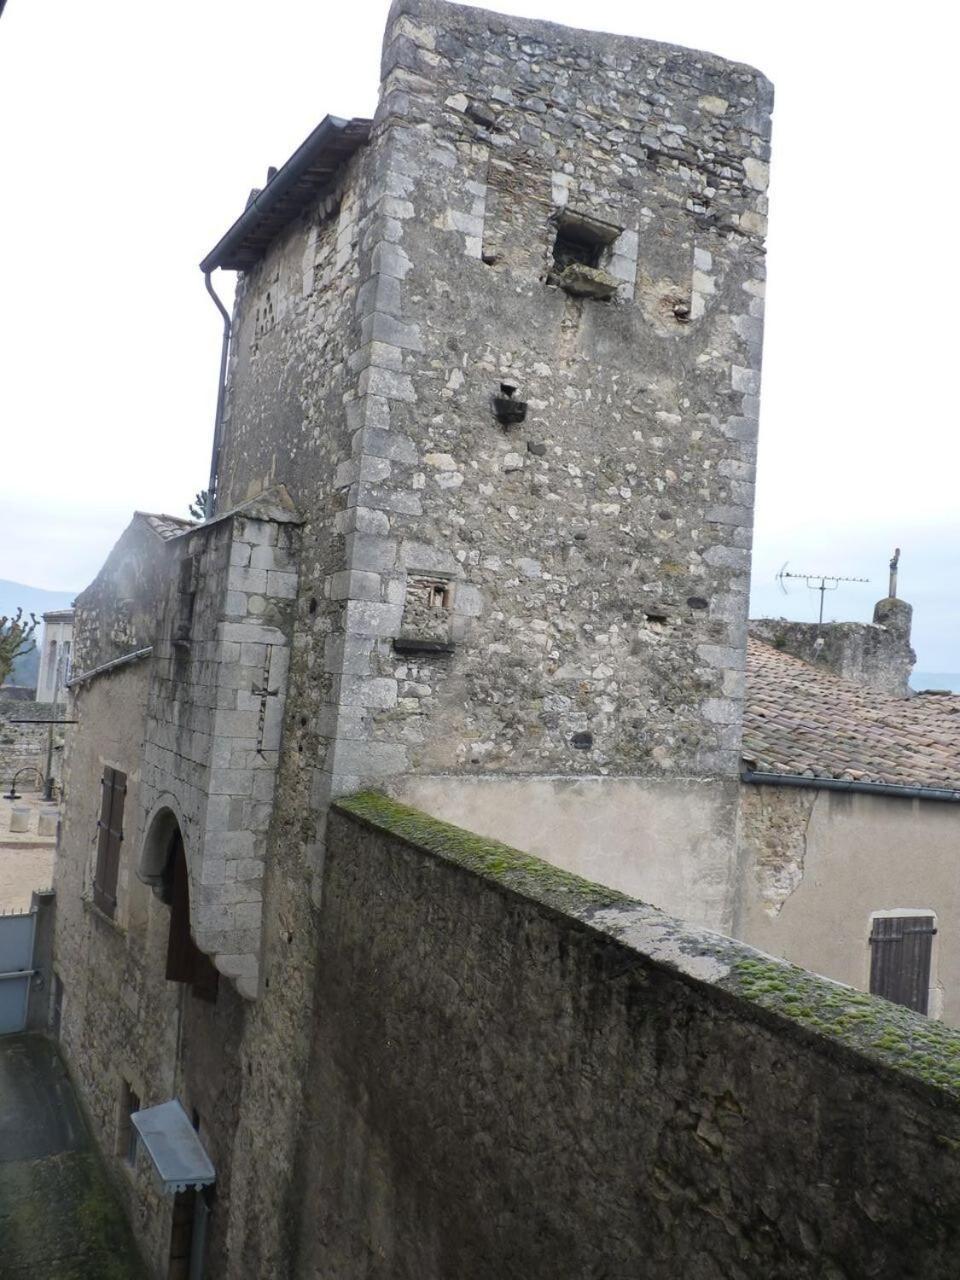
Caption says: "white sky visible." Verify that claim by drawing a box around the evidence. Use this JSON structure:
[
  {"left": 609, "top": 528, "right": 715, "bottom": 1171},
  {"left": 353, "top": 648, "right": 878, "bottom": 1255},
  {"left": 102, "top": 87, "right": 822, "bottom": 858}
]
[{"left": 1, "top": 1, "right": 957, "bottom": 668}]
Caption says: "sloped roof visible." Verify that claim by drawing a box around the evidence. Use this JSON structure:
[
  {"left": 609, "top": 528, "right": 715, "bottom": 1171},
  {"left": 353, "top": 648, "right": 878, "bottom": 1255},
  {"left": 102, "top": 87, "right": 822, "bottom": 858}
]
[
  {"left": 743, "top": 638, "right": 960, "bottom": 791},
  {"left": 134, "top": 512, "right": 196, "bottom": 541},
  {"left": 200, "top": 115, "right": 371, "bottom": 273}
]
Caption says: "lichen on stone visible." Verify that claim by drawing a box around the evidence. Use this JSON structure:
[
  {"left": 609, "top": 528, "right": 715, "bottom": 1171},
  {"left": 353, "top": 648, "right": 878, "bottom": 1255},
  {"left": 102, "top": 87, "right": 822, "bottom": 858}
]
[{"left": 726, "top": 957, "right": 960, "bottom": 1095}]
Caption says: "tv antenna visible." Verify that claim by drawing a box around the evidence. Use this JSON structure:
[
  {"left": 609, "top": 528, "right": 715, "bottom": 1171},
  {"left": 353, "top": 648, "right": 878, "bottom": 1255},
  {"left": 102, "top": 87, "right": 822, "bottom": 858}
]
[{"left": 776, "top": 563, "right": 870, "bottom": 633}]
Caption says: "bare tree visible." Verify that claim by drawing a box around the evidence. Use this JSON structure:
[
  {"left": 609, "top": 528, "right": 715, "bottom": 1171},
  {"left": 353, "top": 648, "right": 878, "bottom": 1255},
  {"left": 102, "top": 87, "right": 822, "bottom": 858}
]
[{"left": 0, "top": 608, "right": 38, "bottom": 687}]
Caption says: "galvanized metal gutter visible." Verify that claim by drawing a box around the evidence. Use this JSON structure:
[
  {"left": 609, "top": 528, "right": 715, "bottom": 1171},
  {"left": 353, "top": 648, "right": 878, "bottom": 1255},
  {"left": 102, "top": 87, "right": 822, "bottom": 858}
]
[
  {"left": 741, "top": 770, "right": 960, "bottom": 804},
  {"left": 66, "top": 647, "right": 154, "bottom": 690}
]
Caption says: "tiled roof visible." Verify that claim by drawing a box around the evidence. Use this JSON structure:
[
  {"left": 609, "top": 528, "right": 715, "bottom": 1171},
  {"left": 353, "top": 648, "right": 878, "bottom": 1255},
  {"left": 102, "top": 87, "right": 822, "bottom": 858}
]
[
  {"left": 135, "top": 512, "right": 196, "bottom": 541},
  {"left": 743, "top": 638, "right": 960, "bottom": 791}
]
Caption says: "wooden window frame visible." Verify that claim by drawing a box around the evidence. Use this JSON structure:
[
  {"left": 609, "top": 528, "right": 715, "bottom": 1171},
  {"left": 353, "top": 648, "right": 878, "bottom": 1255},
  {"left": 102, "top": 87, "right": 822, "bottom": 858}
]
[{"left": 93, "top": 767, "right": 126, "bottom": 918}]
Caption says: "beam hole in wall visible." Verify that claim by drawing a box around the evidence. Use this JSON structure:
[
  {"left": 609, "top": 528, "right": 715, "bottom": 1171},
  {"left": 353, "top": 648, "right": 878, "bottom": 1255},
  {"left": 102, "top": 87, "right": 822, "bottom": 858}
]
[
  {"left": 571, "top": 731, "right": 593, "bottom": 751},
  {"left": 548, "top": 210, "right": 621, "bottom": 301},
  {"left": 551, "top": 211, "right": 618, "bottom": 270},
  {"left": 493, "top": 383, "right": 527, "bottom": 426}
]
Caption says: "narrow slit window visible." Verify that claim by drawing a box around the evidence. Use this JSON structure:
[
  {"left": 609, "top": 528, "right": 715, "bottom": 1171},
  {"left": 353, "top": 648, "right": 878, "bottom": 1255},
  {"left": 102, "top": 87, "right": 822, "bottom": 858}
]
[{"left": 117, "top": 1080, "right": 141, "bottom": 1166}]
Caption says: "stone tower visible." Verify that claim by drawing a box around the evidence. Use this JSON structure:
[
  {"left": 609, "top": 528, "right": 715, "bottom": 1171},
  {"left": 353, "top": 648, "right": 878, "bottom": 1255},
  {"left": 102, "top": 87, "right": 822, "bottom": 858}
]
[{"left": 193, "top": 0, "right": 774, "bottom": 934}]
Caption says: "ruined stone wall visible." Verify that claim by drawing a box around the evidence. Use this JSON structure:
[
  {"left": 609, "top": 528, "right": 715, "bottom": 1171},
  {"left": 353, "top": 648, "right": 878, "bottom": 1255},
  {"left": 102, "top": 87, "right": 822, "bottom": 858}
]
[
  {"left": 736, "top": 782, "right": 960, "bottom": 1025},
  {"left": 288, "top": 795, "right": 960, "bottom": 1280},
  {"left": 749, "top": 597, "right": 915, "bottom": 698}
]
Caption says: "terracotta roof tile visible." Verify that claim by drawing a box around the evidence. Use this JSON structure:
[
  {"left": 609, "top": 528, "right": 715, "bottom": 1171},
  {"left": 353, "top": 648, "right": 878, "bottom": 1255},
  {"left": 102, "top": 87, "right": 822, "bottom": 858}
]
[{"left": 743, "top": 639, "right": 960, "bottom": 792}]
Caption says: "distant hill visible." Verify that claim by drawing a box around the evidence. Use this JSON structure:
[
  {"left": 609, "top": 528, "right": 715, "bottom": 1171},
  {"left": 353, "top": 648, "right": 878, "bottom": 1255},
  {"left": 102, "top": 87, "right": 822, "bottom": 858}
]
[{"left": 0, "top": 579, "right": 77, "bottom": 688}]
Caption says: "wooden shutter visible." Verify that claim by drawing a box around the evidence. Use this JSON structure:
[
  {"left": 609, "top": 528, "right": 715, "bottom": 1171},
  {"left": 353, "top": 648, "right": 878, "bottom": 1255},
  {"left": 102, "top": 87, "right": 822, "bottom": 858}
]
[
  {"left": 869, "top": 915, "right": 936, "bottom": 1014},
  {"left": 93, "top": 767, "right": 126, "bottom": 917}
]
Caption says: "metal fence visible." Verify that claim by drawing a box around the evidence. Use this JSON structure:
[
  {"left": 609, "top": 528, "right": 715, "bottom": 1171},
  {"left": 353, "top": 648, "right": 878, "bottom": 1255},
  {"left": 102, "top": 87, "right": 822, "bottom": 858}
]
[{"left": 0, "top": 904, "right": 37, "bottom": 1034}]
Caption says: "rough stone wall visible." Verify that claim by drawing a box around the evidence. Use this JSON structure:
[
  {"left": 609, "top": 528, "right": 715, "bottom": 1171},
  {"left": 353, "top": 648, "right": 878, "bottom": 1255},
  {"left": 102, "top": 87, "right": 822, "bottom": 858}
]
[
  {"left": 201, "top": 10, "right": 774, "bottom": 1266},
  {"left": 290, "top": 796, "right": 960, "bottom": 1280},
  {"left": 53, "top": 662, "right": 181, "bottom": 1275},
  {"left": 54, "top": 654, "right": 248, "bottom": 1280},
  {"left": 216, "top": 0, "right": 772, "bottom": 800},
  {"left": 71, "top": 517, "right": 171, "bottom": 675},
  {"left": 330, "top": 0, "right": 772, "bottom": 790},
  {"left": 141, "top": 501, "right": 299, "bottom": 995},
  {"left": 0, "top": 698, "right": 57, "bottom": 791},
  {"left": 749, "top": 598, "right": 915, "bottom": 697}
]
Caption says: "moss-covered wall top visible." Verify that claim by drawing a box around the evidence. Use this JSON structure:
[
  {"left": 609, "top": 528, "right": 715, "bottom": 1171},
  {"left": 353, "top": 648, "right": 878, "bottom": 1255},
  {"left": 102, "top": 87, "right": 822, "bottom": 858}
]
[{"left": 290, "top": 791, "right": 960, "bottom": 1278}]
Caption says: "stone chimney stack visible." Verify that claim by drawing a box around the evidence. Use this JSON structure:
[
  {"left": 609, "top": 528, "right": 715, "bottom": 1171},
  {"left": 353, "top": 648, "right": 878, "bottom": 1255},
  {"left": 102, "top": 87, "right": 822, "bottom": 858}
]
[{"left": 750, "top": 550, "right": 916, "bottom": 697}]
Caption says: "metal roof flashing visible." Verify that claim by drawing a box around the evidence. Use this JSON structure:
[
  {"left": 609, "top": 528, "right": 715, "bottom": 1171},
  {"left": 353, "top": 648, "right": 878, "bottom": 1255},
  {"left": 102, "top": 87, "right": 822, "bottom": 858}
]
[
  {"left": 200, "top": 114, "right": 371, "bottom": 274},
  {"left": 131, "top": 1099, "right": 216, "bottom": 1194}
]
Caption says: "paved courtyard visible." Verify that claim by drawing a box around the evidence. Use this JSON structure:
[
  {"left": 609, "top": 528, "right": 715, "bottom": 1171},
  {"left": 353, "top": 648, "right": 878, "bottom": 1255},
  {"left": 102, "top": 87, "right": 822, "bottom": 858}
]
[
  {"left": 0, "top": 794, "right": 55, "bottom": 911},
  {"left": 0, "top": 1034, "right": 142, "bottom": 1277}
]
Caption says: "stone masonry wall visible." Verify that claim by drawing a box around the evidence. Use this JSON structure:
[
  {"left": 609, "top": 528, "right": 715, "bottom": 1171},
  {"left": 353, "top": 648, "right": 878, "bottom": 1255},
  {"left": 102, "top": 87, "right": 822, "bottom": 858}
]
[
  {"left": 206, "top": 12, "right": 773, "bottom": 1265},
  {"left": 216, "top": 0, "right": 773, "bottom": 808},
  {"left": 54, "top": 662, "right": 181, "bottom": 1274},
  {"left": 290, "top": 794, "right": 960, "bottom": 1280},
  {"left": 749, "top": 597, "right": 915, "bottom": 698},
  {"left": 55, "top": 657, "right": 248, "bottom": 1280},
  {"left": 0, "top": 698, "right": 57, "bottom": 792},
  {"left": 331, "top": 0, "right": 773, "bottom": 789},
  {"left": 142, "top": 499, "right": 299, "bottom": 997}
]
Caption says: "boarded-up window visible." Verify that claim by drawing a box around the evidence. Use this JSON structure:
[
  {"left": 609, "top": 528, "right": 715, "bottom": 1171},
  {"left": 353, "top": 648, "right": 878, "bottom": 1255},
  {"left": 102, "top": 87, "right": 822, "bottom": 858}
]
[
  {"left": 93, "top": 767, "right": 126, "bottom": 917},
  {"left": 869, "top": 914, "right": 936, "bottom": 1014}
]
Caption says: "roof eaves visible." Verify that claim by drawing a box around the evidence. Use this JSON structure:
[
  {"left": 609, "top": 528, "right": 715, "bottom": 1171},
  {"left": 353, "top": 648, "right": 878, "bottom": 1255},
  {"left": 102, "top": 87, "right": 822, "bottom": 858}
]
[{"left": 200, "top": 114, "right": 372, "bottom": 274}]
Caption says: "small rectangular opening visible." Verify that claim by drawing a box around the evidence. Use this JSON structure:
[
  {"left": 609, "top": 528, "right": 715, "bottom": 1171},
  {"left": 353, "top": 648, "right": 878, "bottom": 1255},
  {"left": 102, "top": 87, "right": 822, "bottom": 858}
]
[
  {"left": 395, "top": 574, "right": 456, "bottom": 654},
  {"left": 551, "top": 210, "right": 620, "bottom": 271}
]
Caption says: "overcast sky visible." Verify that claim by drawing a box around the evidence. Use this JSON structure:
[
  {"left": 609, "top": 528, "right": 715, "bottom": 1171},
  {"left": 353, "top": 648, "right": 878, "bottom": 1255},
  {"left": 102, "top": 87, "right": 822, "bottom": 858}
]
[{"left": 1, "top": 1, "right": 956, "bottom": 669}]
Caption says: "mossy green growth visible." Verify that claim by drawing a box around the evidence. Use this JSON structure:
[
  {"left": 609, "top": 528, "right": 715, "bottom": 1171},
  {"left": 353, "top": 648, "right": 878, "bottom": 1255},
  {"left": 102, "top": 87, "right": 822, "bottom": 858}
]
[
  {"left": 727, "top": 957, "right": 960, "bottom": 1096},
  {"left": 0, "top": 1151, "right": 142, "bottom": 1278},
  {"left": 335, "top": 791, "right": 636, "bottom": 915}
]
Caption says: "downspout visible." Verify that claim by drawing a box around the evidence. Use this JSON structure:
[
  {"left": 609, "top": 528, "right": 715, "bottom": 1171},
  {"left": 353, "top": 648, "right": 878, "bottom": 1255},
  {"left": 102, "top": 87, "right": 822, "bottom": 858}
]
[{"left": 203, "top": 271, "right": 232, "bottom": 519}]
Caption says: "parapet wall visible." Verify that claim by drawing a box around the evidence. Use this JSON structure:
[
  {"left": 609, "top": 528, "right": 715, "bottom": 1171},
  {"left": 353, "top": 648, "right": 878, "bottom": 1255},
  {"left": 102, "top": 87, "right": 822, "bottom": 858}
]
[{"left": 293, "top": 794, "right": 960, "bottom": 1279}]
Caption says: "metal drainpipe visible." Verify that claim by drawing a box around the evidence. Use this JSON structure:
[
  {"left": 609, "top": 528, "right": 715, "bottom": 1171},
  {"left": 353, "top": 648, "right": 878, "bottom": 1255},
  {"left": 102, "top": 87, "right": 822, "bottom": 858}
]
[{"left": 203, "top": 272, "right": 232, "bottom": 519}]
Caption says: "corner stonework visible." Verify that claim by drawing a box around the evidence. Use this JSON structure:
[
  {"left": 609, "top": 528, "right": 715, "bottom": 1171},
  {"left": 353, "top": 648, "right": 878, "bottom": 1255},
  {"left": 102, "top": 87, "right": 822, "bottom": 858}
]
[{"left": 140, "top": 487, "right": 302, "bottom": 998}]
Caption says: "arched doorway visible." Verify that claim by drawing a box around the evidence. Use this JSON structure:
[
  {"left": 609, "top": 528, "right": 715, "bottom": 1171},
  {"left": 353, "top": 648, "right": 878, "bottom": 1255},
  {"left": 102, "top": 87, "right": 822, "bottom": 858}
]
[
  {"left": 140, "top": 806, "right": 218, "bottom": 1002},
  {"left": 164, "top": 830, "right": 219, "bottom": 1002}
]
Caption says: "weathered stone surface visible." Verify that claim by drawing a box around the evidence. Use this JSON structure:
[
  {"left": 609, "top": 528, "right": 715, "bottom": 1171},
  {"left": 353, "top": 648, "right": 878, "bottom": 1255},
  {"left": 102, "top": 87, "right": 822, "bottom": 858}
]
[
  {"left": 53, "top": 2, "right": 779, "bottom": 1275},
  {"left": 749, "top": 595, "right": 915, "bottom": 697},
  {"left": 290, "top": 796, "right": 960, "bottom": 1280}
]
